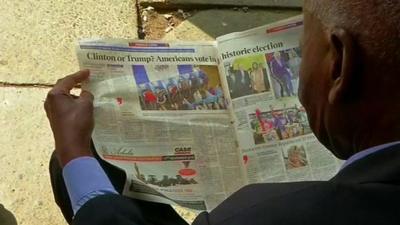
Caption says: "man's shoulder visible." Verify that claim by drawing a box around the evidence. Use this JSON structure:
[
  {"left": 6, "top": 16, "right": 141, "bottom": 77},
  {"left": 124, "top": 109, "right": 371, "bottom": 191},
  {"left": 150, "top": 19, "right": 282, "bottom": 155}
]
[
  {"left": 195, "top": 180, "right": 400, "bottom": 225},
  {"left": 206, "top": 181, "right": 332, "bottom": 219}
]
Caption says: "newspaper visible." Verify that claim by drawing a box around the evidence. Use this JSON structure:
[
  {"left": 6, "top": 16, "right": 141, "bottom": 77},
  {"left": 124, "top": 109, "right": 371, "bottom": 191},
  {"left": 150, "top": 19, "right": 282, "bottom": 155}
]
[{"left": 76, "top": 15, "right": 343, "bottom": 211}]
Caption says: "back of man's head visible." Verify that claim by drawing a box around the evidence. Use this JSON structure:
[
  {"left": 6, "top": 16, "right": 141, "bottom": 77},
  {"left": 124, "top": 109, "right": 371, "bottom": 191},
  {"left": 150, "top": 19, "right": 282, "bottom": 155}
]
[
  {"left": 306, "top": 0, "right": 400, "bottom": 69},
  {"left": 299, "top": 0, "right": 400, "bottom": 159}
]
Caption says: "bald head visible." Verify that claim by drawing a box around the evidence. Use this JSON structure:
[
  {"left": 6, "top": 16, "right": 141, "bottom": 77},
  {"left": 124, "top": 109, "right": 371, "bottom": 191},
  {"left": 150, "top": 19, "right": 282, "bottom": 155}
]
[
  {"left": 305, "top": 0, "right": 400, "bottom": 69},
  {"left": 299, "top": 0, "right": 400, "bottom": 159}
]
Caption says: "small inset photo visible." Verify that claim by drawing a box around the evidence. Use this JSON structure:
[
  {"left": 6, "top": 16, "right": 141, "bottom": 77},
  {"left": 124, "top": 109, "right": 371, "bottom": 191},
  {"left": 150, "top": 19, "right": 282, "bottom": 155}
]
[{"left": 282, "top": 145, "right": 308, "bottom": 170}]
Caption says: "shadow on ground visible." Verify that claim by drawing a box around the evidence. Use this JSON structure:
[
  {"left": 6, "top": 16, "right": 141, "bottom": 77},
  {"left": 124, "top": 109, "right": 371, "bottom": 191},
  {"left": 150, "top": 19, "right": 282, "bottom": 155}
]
[
  {"left": 186, "top": 9, "right": 302, "bottom": 38},
  {"left": 0, "top": 204, "right": 17, "bottom": 225},
  {"left": 155, "top": 8, "right": 302, "bottom": 40}
]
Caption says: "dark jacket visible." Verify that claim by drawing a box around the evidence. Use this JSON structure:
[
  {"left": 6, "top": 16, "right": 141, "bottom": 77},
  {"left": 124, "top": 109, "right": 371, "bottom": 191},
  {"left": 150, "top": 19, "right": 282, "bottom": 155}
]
[{"left": 73, "top": 144, "right": 400, "bottom": 225}]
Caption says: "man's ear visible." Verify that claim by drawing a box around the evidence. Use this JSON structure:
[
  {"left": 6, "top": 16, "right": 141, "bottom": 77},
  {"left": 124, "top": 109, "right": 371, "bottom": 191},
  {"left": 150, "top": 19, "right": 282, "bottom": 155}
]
[{"left": 328, "top": 27, "right": 357, "bottom": 104}]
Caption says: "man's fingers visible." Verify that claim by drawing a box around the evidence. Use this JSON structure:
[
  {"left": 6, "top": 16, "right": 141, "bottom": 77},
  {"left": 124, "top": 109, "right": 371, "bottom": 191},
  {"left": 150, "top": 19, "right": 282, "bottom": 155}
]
[
  {"left": 53, "top": 70, "right": 90, "bottom": 93},
  {"left": 80, "top": 90, "right": 94, "bottom": 102}
]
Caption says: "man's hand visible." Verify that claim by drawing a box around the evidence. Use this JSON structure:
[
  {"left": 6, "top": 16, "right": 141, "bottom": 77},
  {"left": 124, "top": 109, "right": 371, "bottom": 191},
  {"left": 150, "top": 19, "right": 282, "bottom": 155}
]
[{"left": 45, "top": 70, "right": 94, "bottom": 167}]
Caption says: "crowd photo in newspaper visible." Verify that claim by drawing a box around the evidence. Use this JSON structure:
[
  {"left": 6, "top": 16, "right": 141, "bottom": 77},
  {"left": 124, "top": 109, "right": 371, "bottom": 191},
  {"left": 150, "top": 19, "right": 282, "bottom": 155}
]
[{"left": 136, "top": 65, "right": 226, "bottom": 111}]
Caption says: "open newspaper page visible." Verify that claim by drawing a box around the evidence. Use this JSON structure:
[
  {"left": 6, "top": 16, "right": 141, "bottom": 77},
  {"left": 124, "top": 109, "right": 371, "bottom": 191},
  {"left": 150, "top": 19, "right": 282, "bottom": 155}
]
[
  {"left": 76, "top": 40, "right": 245, "bottom": 211},
  {"left": 217, "top": 16, "right": 343, "bottom": 184}
]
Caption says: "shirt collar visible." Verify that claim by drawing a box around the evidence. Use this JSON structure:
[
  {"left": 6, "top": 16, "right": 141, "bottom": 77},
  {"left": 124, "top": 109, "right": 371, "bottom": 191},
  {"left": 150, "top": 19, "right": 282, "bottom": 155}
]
[{"left": 341, "top": 141, "right": 400, "bottom": 170}]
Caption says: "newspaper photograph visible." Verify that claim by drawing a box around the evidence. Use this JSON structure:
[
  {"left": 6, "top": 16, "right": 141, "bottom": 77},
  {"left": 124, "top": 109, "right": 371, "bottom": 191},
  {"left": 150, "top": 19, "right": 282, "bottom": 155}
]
[
  {"left": 135, "top": 64, "right": 226, "bottom": 111},
  {"left": 247, "top": 102, "right": 311, "bottom": 145},
  {"left": 225, "top": 54, "right": 271, "bottom": 99},
  {"left": 266, "top": 47, "right": 301, "bottom": 98}
]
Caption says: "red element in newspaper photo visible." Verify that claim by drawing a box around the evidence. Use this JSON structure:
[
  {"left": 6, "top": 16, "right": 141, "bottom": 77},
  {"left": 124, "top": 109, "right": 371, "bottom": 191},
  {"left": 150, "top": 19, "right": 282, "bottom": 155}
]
[
  {"left": 179, "top": 168, "right": 197, "bottom": 177},
  {"left": 116, "top": 97, "right": 123, "bottom": 105},
  {"left": 266, "top": 21, "right": 303, "bottom": 34},
  {"left": 243, "top": 155, "right": 249, "bottom": 165}
]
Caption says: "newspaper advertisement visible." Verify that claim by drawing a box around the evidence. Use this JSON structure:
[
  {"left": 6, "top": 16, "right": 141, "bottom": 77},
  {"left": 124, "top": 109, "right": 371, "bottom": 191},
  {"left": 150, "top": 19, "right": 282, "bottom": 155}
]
[
  {"left": 216, "top": 16, "right": 343, "bottom": 185},
  {"left": 76, "top": 40, "right": 244, "bottom": 211},
  {"left": 75, "top": 15, "right": 342, "bottom": 212}
]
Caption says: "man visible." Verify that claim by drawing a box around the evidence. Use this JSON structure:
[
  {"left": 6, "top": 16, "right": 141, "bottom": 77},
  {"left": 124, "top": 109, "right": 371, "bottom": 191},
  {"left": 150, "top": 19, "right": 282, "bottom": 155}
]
[
  {"left": 45, "top": 0, "right": 400, "bottom": 224},
  {"left": 258, "top": 62, "right": 271, "bottom": 92},
  {"left": 269, "top": 51, "right": 295, "bottom": 97},
  {"left": 143, "top": 88, "right": 157, "bottom": 110},
  {"left": 235, "top": 64, "right": 253, "bottom": 96},
  {"left": 226, "top": 65, "right": 238, "bottom": 98}
]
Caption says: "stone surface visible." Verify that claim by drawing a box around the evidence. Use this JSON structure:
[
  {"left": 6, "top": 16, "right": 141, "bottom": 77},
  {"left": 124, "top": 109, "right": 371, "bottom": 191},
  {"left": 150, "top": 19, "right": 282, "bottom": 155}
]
[
  {"left": 0, "top": 0, "right": 138, "bottom": 85},
  {"left": 162, "top": 9, "right": 302, "bottom": 41},
  {"left": 0, "top": 87, "right": 67, "bottom": 225},
  {"left": 140, "top": 0, "right": 303, "bottom": 8}
]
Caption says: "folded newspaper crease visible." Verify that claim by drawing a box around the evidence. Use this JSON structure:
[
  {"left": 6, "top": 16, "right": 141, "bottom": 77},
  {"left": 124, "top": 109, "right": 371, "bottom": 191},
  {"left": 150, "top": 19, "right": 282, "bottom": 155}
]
[{"left": 76, "top": 15, "right": 343, "bottom": 211}]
